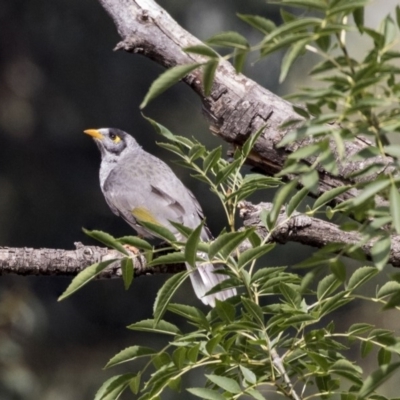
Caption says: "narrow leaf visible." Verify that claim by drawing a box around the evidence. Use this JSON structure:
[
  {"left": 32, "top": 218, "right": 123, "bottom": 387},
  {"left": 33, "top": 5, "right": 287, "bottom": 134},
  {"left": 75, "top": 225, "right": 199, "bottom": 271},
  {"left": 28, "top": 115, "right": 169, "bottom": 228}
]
[
  {"left": 153, "top": 271, "right": 191, "bottom": 325},
  {"left": 185, "top": 222, "right": 204, "bottom": 268},
  {"left": 187, "top": 388, "right": 225, "bottom": 400},
  {"left": 371, "top": 236, "right": 391, "bottom": 271},
  {"left": 184, "top": 45, "right": 219, "bottom": 58},
  {"left": 140, "top": 63, "right": 202, "bottom": 108},
  {"left": 207, "top": 31, "right": 249, "bottom": 49},
  {"left": 203, "top": 60, "right": 219, "bottom": 96},
  {"left": 347, "top": 266, "right": 378, "bottom": 291},
  {"left": 287, "top": 187, "right": 308, "bottom": 216},
  {"left": 206, "top": 374, "right": 242, "bottom": 394},
  {"left": 237, "top": 244, "right": 275, "bottom": 269},
  {"left": 209, "top": 230, "right": 253, "bottom": 260},
  {"left": 83, "top": 229, "right": 129, "bottom": 256},
  {"left": 58, "top": 259, "right": 117, "bottom": 301},
  {"left": 313, "top": 186, "right": 351, "bottom": 210},
  {"left": 94, "top": 374, "right": 135, "bottom": 400},
  {"left": 127, "top": 319, "right": 181, "bottom": 335},
  {"left": 118, "top": 235, "right": 152, "bottom": 250},
  {"left": 105, "top": 346, "right": 156, "bottom": 368},
  {"left": 357, "top": 362, "right": 400, "bottom": 398},
  {"left": 121, "top": 257, "right": 134, "bottom": 290},
  {"left": 390, "top": 184, "right": 400, "bottom": 234}
]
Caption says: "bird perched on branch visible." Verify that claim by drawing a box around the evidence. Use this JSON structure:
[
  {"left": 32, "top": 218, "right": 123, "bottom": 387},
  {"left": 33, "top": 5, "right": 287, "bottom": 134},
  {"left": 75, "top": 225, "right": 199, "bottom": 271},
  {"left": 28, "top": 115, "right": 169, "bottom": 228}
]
[{"left": 84, "top": 127, "right": 236, "bottom": 306}]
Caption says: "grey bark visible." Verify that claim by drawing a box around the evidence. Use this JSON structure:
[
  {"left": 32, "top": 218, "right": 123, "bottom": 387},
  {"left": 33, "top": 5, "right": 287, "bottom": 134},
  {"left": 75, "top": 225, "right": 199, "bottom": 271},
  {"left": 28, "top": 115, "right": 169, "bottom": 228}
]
[
  {"left": 98, "top": 0, "right": 393, "bottom": 205},
  {"left": 1, "top": 0, "right": 397, "bottom": 277}
]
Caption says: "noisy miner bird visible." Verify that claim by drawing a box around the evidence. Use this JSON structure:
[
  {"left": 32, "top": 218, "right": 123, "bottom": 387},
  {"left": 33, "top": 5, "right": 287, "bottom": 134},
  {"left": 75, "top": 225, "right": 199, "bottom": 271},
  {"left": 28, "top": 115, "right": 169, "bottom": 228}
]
[{"left": 84, "top": 127, "right": 237, "bottom": 306}]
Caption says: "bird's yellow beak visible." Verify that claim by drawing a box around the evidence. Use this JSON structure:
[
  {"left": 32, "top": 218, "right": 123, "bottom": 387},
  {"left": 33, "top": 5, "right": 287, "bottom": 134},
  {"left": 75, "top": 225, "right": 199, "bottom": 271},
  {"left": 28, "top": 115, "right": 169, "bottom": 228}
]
[{"left": 83, "top": 129, "right": 104, "bottom": 140}]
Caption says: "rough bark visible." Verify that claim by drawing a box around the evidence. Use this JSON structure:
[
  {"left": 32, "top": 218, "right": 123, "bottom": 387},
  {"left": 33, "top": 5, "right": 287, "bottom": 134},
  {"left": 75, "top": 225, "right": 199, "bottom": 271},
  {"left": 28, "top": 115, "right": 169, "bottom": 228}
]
[
  {"left": 0, "top": 243, "right": 185, "bottom": 279},
  {"left": 1, "top": 0, "right": 397, "bottom": 277},
  {"left": 98, "top": 0, "right": 393, "bottom": 205}
]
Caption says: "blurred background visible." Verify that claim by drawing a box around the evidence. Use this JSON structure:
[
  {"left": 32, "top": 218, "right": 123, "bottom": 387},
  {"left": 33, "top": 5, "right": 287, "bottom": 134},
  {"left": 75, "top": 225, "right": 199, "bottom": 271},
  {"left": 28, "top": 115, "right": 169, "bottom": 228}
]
[{"left": 0, "top": 0, "right": 399, "bottom": 399}]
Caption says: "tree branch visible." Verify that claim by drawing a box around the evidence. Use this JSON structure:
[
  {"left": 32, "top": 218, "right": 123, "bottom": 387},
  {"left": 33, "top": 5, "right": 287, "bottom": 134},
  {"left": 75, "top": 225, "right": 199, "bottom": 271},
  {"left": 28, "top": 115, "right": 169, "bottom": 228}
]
[
  {"left": 239, "top": 201, "right": 400, "bottom": 267},
  {"left": 0, "top": 243, "right": 185, "bottom": 278},
  {"left": 98, "top": 0, "right": 393, "bottom": 206}
]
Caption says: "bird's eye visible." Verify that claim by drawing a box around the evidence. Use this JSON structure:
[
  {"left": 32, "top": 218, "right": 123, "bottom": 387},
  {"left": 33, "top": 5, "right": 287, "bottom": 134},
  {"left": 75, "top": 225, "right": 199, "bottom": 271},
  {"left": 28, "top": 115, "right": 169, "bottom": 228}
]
[{"left": 109, "top": 133, "right": 121, "bottom": 143}]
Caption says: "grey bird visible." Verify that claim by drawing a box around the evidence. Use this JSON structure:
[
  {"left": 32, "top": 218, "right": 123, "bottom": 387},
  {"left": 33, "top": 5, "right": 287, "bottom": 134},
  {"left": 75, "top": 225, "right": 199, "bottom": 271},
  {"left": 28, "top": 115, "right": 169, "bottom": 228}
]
[{"left": 84, "top": 127, "right": 236, "bottom": 306}]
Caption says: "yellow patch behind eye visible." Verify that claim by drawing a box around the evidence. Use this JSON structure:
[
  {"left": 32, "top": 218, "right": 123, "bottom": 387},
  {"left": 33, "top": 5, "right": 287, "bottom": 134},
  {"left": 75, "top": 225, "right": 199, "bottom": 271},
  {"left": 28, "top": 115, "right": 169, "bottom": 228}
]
[
  {"left": 113, "top": 136, "right": 121, "bottom": 144},
  {"left": 132, "top": 207, "right": 162, "bottom": 226}
]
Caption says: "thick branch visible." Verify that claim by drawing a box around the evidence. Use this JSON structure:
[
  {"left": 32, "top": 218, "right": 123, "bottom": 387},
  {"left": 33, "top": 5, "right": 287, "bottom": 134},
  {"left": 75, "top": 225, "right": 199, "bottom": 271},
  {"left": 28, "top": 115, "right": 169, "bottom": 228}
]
[
  {"left": 239, "top": 201, "right": 400, "bottom": 267},
  {"left": 98, "top": 0, "right": 393, "bottom": 205}
]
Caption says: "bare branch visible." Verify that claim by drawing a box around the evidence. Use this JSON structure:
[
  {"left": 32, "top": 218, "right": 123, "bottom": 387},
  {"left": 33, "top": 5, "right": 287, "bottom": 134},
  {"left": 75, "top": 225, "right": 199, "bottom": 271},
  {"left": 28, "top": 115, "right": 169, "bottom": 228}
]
[{"left": 0, "top": 243, "right": 185, "bottom": 278}]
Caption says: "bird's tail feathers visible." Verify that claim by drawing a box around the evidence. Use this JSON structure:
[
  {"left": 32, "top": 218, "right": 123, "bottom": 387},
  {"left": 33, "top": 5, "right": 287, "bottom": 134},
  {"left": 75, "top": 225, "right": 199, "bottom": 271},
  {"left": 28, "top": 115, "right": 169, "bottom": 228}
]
[{"left": 187, "top": 261, "right": 236, "bottom": 307}]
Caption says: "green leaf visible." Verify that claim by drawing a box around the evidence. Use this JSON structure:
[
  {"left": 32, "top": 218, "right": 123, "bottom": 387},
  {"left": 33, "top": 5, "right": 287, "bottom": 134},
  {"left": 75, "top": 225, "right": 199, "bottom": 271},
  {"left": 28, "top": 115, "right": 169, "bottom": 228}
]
[
  {"left": 347, "top": 266, "right": 378, "bottom": 291},
  {"left": 94, "top": 374, "right": 135, "bottom": 400},
  {"left": 140, "top": 63, "right": 202, "bottom": 108},
  {"left": 378, "top": 348, "right": 392, "bottom": 366},
  {"left": 242, "top": 298, "right": 264, "bottom": 326},
  {"left": 184, "top": 45, "right": 219, "bottom": 58},
  {"left": 206, "top": 374, "right": 242, "bottom": 394},
  {"left": 203, "top": 60, "right": 219, "bottom": 96},
  {"left": 234, "top": 48, "right": 248, "bottom": 73},
  {"left": 353, "top": 7, "right": 364, "bottom": 33},
  {"left": 270, "top": 0, "right": 327, "bottom": 11},
  {"left": 241, "top": 126, "right": 266, "bottom": 159},
  {"left": 127, "top": 319, "right": 181, "bottom": 335},
  {"left": 147, "top": 252, "right": 187, "bottom": 267},
  {"left": 313, "top": 186, "right": 351, "bottom": 210},
  {"left": 377, "top": 281, "right": 400, "bottom": 298},
  {"left": 348, "top": 323, "right": 373, "bottom": 336},
  {"left": 83, "top": 229, "right": 129, "bottom": 256},
  {"left": 137, "top": 220, "right": 177, "bottom": 243},
  {"left": 240, "top": 365, "right": 257, "bottom": 384},
  {"left": 118, "top": 235, "right": 153, "bottom": 250},
  {"left": 153, "top": 271, "right": 190, "bottom": 325},
  {"left": 280, "top": 39, "right": 308, "bottom": 82},
  {"left": 246, "top": 389, "right": 265, "bottom": 400},
  {"left": 207, "top": 31, "right": 249, "bottom": 50},
  {"left": 317, "top": 274, "right": 341, "bottom": 300},
  {"left": 357, "top": 362, "right": 400, "bottom": 398},
  {"left": 130, "top": 373, "right": 141, "bottom": 395},
  {"left": 301, "top": 169, "right": 319, "bottom": 193},
  {"left": 351, "top": 179, "right": 390, "bottom": 207},
  {"left": 371, "top": 236, "right": 391, "bottom": 271},
  {"left": 237, "top": 244, "right": 275, "bottom": 269},
  {"left": 58, "top": 259, "right": 117, "bottom": 301},
  {"left": 390, "top": 184, "right": 400, "bottom": 234},
  {"left": 187, "top": 388, "right": 225, "bottom": 400},
  {"left": 121, "top": 257, "right": 134, "bottom": 290},
  {"left": 215, "top": 300, "right": 236, "bottom": 323},
  {"left": 267, "top": 180, "right": 297, "bottom": 228},
  {"left": 203, "top": 146, "right": 222, "bottom": 173},
  {"left": 105, "top": 346, "right": 156, "bottom": 368},
  {"left": 185, "top": 222, "right": 204, "bottom": 268},
  {"left": 215, "top": 158, "right": 242, "bottom": 185},
  {"left": 237, "top": 14, "right": 276, "bottom": 34},
  {"left": 209, "top": 230, "right": 253, "bottom": 260},
  {"left": 167, "top": 303, "right": 208, "bottom": 326},
  {"left": 287, "top": 187, "right": 308, "bottom": 216},
  {"left": 382, "top": 15, "right": 396, "bottom": 47},
  {"left": 361, "top": 340, "right": 374, "bottom": 358}
]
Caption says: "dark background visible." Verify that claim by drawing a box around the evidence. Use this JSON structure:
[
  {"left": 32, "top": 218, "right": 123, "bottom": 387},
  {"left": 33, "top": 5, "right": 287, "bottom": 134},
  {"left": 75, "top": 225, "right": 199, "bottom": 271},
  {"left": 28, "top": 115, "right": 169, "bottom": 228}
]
[{"left": 0, "top": 1, "right": 398, "bottom": 399}]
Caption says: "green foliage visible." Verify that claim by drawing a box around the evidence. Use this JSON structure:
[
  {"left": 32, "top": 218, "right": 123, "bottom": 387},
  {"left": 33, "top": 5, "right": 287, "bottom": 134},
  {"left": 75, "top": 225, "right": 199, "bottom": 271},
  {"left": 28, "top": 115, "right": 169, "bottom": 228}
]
[{"left": 61, "top": 1, "right": 400, "bottom": 399}]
